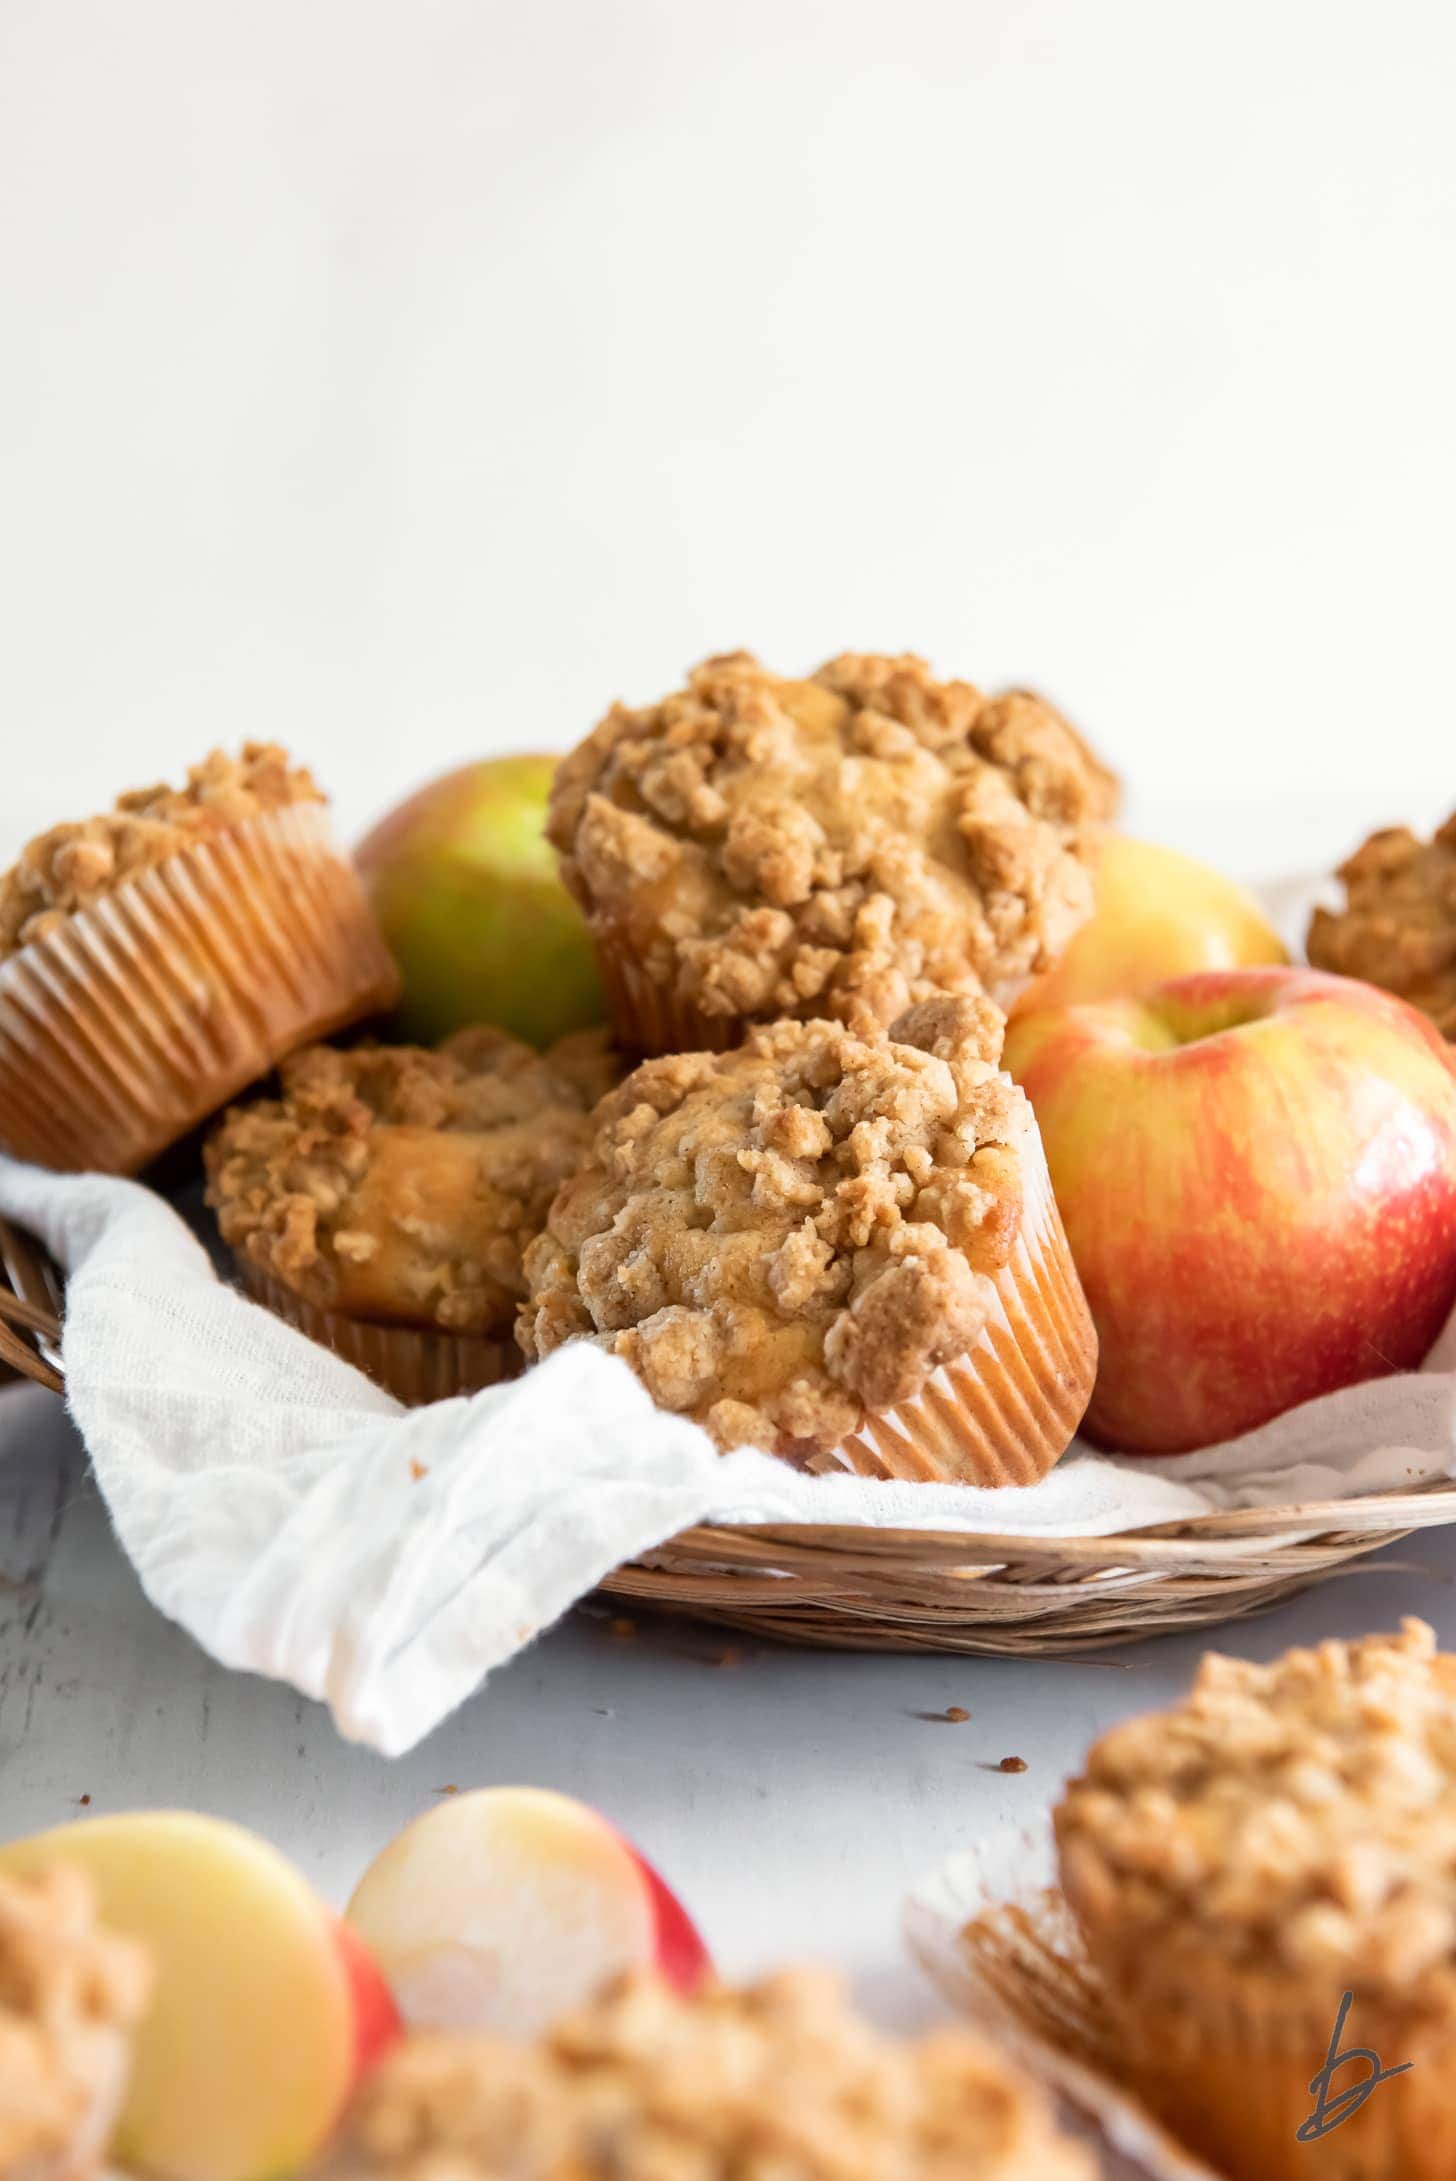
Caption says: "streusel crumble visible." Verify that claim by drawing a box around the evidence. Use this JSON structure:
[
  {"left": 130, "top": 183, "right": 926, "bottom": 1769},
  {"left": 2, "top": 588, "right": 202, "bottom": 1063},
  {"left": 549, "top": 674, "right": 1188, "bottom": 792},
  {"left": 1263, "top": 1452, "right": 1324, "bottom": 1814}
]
[
  {"left": 0, "top": 744, "right": 321, "bottom": 956},
  {"left": 1308, "top": 813, "right": 1456, "bottom": 1038},
  {"left": 549, "top": 653, "right": 1105, "bottom": 1051},
  {"left": 1057, "top": 1618, "right": 1456, "bottom": 2002},
  {"left": 338, "top": 1968, "right": 1093, "bottom": 2181},
  {"left": 0, "top": 1865, "right": 151, "bottom": 2181},
  {"left": 519, "top": 998, "right": 1096, "bottom": 1478},
  {"left": 208, "top": 1026, "right": 619, "bottom": 1339}
]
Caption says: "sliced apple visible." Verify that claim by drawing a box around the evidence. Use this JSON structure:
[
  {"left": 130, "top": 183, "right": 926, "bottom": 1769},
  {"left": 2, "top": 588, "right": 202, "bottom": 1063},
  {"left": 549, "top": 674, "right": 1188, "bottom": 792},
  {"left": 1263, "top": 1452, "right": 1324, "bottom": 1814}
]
[
  {"left": 345, "top": 1787, "right": 710, "bottom": 2036},
  {"left": 0, "top": 1812, "right": 398, "bottom": 2181}
]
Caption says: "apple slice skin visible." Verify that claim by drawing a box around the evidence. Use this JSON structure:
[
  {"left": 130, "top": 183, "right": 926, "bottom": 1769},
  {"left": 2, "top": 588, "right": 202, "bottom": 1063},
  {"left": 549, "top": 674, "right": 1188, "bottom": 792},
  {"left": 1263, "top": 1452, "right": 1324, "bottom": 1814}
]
[
  {"left": 609, "top": 1823, "right": 711, "bottom": 1995},
  {"left": 346, "top": 1788, "right": 711, "bottom": 2036},
  {"left": 0, "top": 1813, "right": 371, "bottom": 2181},
  {"left": 334, "top": 1914, "right": 404, "bottom": 2078}
]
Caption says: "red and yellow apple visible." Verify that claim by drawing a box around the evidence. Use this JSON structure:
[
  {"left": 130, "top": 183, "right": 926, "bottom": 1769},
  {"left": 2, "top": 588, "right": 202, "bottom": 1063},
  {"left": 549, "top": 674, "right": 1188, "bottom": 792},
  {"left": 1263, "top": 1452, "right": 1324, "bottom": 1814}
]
[
  {"left": 1004, "top": 967, "right": 1456, "bottom": 1453},
  {"left": 357, "top": 755, "right": 604, "bottom": 1048},
  {"left": 1011, "top": 834, "right": 1288, "bottom": 1017},
  {"left": 0, "top": 1812, "right": 399, "bottom": 2181},
  {"left": 345, "top": 1787, "right": 710, "bottom": 2036}
]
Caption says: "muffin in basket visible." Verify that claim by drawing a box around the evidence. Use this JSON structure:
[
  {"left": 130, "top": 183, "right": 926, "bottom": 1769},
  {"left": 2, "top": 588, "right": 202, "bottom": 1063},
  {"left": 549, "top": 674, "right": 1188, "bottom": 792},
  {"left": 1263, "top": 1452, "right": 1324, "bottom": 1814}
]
[
  {"left": 0, "top": 1864, "right": 151, "bottom": 2181},
  {"left": 0, "top": 746, "right": 400, "bottom": 1176},
  {"left": 1308, "top": 809, "right": 1456, "bottom": 1038},
  {"left": 1055, "top": 1618, "right": 1456, "bottom": 2181},
  {"left": 206, "top": 1025, "right": 620, "bottom": 1407},
  {"left": 548, "top": 651, "right": 1111, "bottom": 1056},
  {"left": 337, "top": 1965, "right": 1094, "bottom": 2181},
  {"left": 518, "top": 995, "right": 1097, "bottom": 1483}
]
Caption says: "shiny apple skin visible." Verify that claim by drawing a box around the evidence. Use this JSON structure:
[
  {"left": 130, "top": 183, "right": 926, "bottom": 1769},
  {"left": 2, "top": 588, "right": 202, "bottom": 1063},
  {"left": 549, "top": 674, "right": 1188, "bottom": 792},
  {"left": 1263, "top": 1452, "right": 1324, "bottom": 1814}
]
[
  {"left": 357, "top": 755, "right": 604, "bottom": 1050},
  {"left": 1010, "top": 833, "right": 1288, "bottom": 1016},
  {"left": 1004, "top": 967, "right": 1456, "bottom": 1453}
]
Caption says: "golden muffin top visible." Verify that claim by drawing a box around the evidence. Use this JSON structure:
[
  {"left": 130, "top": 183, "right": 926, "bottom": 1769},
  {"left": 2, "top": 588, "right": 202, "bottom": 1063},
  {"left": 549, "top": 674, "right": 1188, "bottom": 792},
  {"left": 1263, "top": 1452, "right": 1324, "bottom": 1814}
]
[
  {"left": 1308, "top": 812, "right": 1456, "bottom": 1039},
  {"left": 0, "top": 1865, "right": 151, "bottom": 2177},
  {"left": 0, "top": 743, "right": 324, "bottom": 957},
  {"left": 206, "top": 1027, "right": 621, "bottom": 1338},
  {"left": 548, "top": 653, "right": 1111, "bottom": 1033},
  {"left": 339, "top": 1967, "right": 1094, "bottom": 2181},
  {"left": 518, "top": 996, "right": 1028, "bottom": 1458},
  {"left": 1056, "top": 1620, "right": 1456, "bottom": 2008}
]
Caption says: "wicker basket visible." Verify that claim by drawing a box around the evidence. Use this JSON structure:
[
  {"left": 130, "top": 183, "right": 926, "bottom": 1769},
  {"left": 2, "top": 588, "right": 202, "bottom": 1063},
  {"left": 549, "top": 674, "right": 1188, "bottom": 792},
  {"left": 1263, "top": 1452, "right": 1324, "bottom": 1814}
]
[{"left": 5, "top": 1214, "right": 1455, "bottom": 1654}]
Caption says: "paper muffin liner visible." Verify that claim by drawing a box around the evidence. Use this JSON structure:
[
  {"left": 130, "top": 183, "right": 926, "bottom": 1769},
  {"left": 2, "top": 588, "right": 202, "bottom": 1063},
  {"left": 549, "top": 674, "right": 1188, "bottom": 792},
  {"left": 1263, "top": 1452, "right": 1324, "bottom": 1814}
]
[
  {"left": 820, "top": 1118, "right": 1096, "bottom": 1486},
  {"left": 240, "top": 1263, "right": 518, "bottom": 1407},
  {"left": 915, "top": 1815, "right": 1456, "bottom": 2181},
  {"left": 906, "top": 1816, "right": 1220, "bottom": 2181},
  {"left": 1083, "top": 1966, "right": 1456, "bottom": 2181},
  {"left": 595, "top": 937, "right": 751, "bottom": 1057},
  {"left": 0, "top": 803, "right": 400, "bottom": 1175},
  {"left": 599, "top": 938, "right": 1064, "bottom": 1062}
]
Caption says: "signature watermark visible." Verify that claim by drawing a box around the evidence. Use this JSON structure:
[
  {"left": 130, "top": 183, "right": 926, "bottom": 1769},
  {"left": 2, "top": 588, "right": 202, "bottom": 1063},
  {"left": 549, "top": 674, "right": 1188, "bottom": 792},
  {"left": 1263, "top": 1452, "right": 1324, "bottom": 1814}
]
[{"left": 1295, "top": 1992, "right": 1412, "bottom": 2144}]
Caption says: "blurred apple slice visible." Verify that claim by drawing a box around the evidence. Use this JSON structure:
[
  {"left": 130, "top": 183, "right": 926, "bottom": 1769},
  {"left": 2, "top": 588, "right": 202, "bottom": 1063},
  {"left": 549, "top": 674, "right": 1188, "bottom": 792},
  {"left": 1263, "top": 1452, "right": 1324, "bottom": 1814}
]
[
  {"left": 345, "top": 1786, "right": 710, "bottom": 2035},
  {"left": 0, "top": 1812, "right": 399, "bottom": 2181}
]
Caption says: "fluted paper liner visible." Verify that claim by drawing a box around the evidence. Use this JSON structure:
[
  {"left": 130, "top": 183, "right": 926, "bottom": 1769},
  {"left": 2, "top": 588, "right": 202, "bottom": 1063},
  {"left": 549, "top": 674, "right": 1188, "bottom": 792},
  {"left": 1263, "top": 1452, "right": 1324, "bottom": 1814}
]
[
  {"left": 240, "top": 1263, "right": 518, "bottom": 1407},
  {"left": 909, "top": 1816, "right": 1455, "bottom": 2181},
  {"left": 602, "top": 938, "right": 1056, "bottom": 1063},
  {"left": 824, "top": 1121, "right": 1096, "bottom": 1487},
  {"left": 906, "top": 1817, "right": 1219, "bottom": 2181},
  {"left": 0, "top": 804, "right": 400, "bottom": 1175},
  {"left": 596, "top": 937, "right": 745, "bottom": 1057}
]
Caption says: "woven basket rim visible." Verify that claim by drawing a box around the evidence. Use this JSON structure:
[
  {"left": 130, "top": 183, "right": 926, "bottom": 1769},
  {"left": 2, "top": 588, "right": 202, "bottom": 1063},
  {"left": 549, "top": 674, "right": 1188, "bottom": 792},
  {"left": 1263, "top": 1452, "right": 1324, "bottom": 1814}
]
[
  {"left": 4, "top": 1211, "right": 1455, "bottom": 1559},
  {"left": 8, "top": 1207, "right": 1456, "bottom": 1654}
]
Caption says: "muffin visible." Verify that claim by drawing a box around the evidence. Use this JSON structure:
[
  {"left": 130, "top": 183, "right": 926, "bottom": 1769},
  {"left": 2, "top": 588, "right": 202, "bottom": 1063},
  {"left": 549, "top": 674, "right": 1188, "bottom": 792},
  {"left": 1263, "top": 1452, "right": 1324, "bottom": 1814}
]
[
  {"left": 1007, "top": 685, "right": 1122, "bottom": 824},
  {"left": 549, "top": 652, "right": 1110, "bottom": 1057},
  {"left": 337, "top": 1966, "right": 1094, "bottom": 2181},
  {"left": 1055, "top": 1620, "right": 1456, "bottom": 2181},
  {"left": 1308, "top": 811, "right": 1456, "bottom": 1038},
  {"left": 0, "top": 1864, "right": 151, "bottom": 2181},
  {"left": 0, "top": 746, "right": 400, "bottom": 1175},
  {"left": 519, "top": 996, "right": 1096, "bottom": 1483},
  {"left": 206, "top": 1025, "right": 620, "bottom": 1406}
]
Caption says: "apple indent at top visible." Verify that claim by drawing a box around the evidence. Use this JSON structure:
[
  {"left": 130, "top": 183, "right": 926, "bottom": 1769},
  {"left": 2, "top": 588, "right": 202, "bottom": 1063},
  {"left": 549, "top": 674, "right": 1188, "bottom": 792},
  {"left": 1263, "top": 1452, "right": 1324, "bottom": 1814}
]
[{"left": 546, "top": 652, "right": 1119, "bottom": 1055}]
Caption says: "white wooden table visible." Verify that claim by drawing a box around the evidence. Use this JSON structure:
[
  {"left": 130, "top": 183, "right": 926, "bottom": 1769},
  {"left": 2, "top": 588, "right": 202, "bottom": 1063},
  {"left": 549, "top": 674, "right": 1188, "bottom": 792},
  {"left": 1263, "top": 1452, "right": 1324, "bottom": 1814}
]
[{"left": 4, "top": 1372, "right": 1453, "bottom": 2031}]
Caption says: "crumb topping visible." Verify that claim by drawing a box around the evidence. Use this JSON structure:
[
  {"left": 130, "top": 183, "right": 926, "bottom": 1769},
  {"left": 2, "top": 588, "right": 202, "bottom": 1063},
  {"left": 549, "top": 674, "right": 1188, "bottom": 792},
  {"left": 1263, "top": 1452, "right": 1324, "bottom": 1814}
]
[
  {"left": 206, "top": 1027, "right": 620, "bottom": 1336},
  {"left": 1308, "top": 813, "right": 1456, "bottom": 1038},
  {"left": 1006, "top": 686, "right": 1121, "bottom": 826},
  {"left": 0, "top": 744, "right": 324, "bottom": 957},
  {"left": 1056, "top": 1621, "right": 1456, "bottom": 2007},
  {"left": 549, "top": 653, "right": 1106, "bottom": 1034},
  {"left": 518, "top": 997, "right": 1028, "bottom": 1457},
  {"left": 0, "top": 1865, "right": 151, "bottom": 2175},
  {"left": 339, "top": 1968, "right": 1092, "bottom": 2181}
]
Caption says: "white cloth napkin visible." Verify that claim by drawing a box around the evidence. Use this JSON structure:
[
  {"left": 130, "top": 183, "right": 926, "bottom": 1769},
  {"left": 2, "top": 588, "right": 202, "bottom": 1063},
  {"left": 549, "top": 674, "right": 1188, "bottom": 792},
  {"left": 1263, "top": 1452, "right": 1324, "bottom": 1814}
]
[{"left": 4, "top": 1150, "right": 1456, "bottom": 1757}]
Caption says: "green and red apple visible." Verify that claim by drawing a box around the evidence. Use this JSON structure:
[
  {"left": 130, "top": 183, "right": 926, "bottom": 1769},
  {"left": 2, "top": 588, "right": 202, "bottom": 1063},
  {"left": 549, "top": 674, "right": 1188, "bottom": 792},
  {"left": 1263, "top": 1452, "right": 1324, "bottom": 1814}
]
[
  {"left": 0, "top": 1812, "right": 399, "bottom": 2181},
  {"left": 1012, "top": 833, "right": 1288, "bottom": 1017},
  {"left": 357, "top": 755, "right": 604, "bottom": 1048},
  {"left": 346, "top": 1786, "right": 710, "bottom": 2036},
  {"left": 1005, "top": 967, "right": 1456, "bottom": 1452}
]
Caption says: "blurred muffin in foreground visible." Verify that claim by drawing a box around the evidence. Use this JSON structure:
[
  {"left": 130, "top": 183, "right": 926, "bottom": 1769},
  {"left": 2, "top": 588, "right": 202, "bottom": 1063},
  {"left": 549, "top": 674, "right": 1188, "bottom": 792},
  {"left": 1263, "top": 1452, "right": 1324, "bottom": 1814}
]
[
  {"left": 519, "top": 996, "right": 1096, "bottom": 1483},
  {"left": 207, "top": 1025, "right": 620, "bottom": 1406},
  {"left": 0, "top": 746, "right": 399, "bottom": 1175},
  {"left": 1308, "top": 811, "right": 1456, "bottom": 1038},
  {"left": 1055, "top": 1619, "right": 1456, "bottom": 2181},
  {"left": 338, "top": 1966, "right": 1093, "bottom": 2181},
  {"left": 549, "top": 652, "right": 1110, "bottom": 1056},
  {"left": 0, "top": 1864, "right": 151, "bottom": 2181}
]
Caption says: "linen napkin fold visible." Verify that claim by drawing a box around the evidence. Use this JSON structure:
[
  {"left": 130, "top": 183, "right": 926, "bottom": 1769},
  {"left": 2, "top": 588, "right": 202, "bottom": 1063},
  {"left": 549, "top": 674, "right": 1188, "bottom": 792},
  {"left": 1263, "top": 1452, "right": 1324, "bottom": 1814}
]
[{"left": 3, "top": 1152, "right": 1456, "bottom": 1756}]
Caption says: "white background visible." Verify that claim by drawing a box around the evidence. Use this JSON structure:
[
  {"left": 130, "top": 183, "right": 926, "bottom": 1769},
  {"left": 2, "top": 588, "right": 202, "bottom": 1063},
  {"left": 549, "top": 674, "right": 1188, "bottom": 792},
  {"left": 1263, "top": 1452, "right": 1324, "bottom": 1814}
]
[{"left": 2, "top": 0, "right": 1453, "bottom": 876}]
